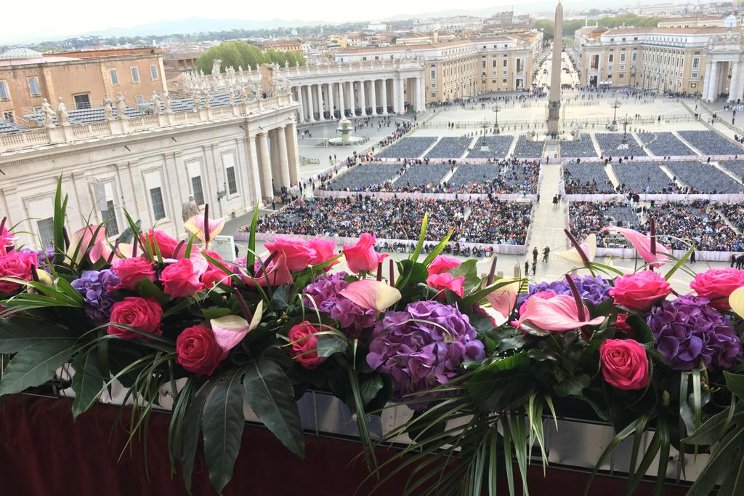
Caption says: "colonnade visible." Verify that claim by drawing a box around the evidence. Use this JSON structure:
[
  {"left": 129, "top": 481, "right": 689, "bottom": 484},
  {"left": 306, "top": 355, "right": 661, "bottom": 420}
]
[
  {"left": 292, "top": 77, "right": 425, "bottom": 123},
  {"left": 249, "top": 122, "right": 300, "bottom": 203},
  {"left": 703, "top": 58, "right": 744, "bottom": 102}
]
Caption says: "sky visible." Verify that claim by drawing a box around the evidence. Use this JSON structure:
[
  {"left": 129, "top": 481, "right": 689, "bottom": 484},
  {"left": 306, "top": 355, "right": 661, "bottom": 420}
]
[{"left": 3, "top": 0, "right": 559, "bottom": 44}]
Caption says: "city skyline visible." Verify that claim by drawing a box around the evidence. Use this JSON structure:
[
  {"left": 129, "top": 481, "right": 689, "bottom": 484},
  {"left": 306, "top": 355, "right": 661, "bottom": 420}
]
[{"left": 2, "top": 0, "right": 713, "bottom": 44}]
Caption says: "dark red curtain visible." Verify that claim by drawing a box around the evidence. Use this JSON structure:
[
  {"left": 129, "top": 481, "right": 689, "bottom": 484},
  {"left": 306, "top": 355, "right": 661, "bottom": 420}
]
[{"left": 0, "top": 394, "right": 689, "bottom": 496}]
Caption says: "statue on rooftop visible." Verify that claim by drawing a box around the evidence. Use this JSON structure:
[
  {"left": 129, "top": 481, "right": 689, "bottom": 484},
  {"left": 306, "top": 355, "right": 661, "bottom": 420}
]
[
  {"left": 103, "top": 96, "right": 113, "bottom": 120},
  {"left": 56, "top": 97, "right": 69, "bottom": 126},
  {"left": 211, "top": 59, "right": 222, "bottom": 76},
  {"left": 164, "top": 93, "right": 172, "bottom": 114},
  {"left": 40, "top": 99, "right": 55, "bottom": 128},
  {"left": 151, "top": 92, "right": 162, "bottom": 115},
  {"left": 115, "top": 92, "right": 128, "bottom": 120}
]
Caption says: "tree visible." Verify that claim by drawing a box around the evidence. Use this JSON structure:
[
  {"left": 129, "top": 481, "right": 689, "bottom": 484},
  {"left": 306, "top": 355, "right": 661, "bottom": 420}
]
[{"left": 196, "top": 40, "right": 305, "bottom": 74}]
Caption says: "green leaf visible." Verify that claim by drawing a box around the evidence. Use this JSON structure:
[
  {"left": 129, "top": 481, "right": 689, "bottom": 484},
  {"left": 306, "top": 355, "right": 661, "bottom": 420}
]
[
  {"left": 134, "top": 278, "right": 169, "bottom": 305},
  {"left": 177, "top": 381, "right": 213, "bottom": 494},
  {"left": 317, "top": 333, "right": 347, "bottom": 358},
  {"left": 246, "top": 206, "right": 259, "bottom": 270},
  {"left": 396, "top": 259, "right": 428, "bottom": 290},
  {"left": 554, "top": 373, "right": 591, "bottom": 397},
  {"left": 421, "top": 228, "right": 454, "bottom": 267},
  {"left": 243, "top": 356, "right": 304, "bottom": 458},
  {"left": 448, "top": 259, "right": 480, "bottom": 294},
  {"left": 0, "top": 341, "right": 77, "bottom": 396},
  {"left": 0, "top": 318, "right": 78, "bottom": 353},
  {"left": 726, "top": 371, "right": 744, "bottom": 399},
  {"left": 71, "top": 348, "right": 106, "bottom": 417},
  {"left": 408, "top": 212, "right": 429, "bottom": 262},
  {"left": 664, "top": 246, "right": 692, "bottom": 281},
  {"left": 360, "top": 375, "right": 384, "bottom": 408},
  {"left": 202, "top": 369, "right": 246, "bottom": 495},
  {"left": 53, "top": 176, "right": 66, "bottom": 264}
]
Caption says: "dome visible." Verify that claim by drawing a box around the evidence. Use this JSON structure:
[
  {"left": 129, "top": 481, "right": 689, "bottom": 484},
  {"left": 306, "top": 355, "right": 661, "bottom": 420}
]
[{"left": 0, "top": 48, "right": 43, "bottom": 60}]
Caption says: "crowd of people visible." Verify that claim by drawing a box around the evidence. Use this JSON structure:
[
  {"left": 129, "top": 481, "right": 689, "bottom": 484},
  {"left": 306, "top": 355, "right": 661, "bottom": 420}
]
[
  {"left": 717, "top": 202, "right": 744, "bottom": 232},
  {"left": 568, "top": 201, "right": 641, "bottom": 248},
  {"left": 254, "top": 197, "right": 532, "bottom": 246},
  {"left": 644, "top": 201, "right": 744, "bottom": 252}
]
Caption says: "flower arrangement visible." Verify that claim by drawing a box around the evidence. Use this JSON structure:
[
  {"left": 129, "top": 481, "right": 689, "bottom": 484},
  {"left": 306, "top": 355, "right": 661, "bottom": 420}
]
[{"left": 1, "top": 180, "right": 744, "bottom": 496}]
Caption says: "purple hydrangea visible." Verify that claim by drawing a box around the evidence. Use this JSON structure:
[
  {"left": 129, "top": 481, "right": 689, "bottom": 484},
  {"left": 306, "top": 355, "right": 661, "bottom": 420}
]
[
  {"left": 647, "top": 295, "right": 740, "bottom": 371},
  {"left": 367, "top": 301, "right": 486, "bottom": 408},
  {"left": 71, "top": 269, "right": 120, "bottom": 325},
  {"left": 517, "top": 275, "right": 611, "bottom": 308},
  {"left": 303, "top": 272, "right": 375, "bottom": 335}
]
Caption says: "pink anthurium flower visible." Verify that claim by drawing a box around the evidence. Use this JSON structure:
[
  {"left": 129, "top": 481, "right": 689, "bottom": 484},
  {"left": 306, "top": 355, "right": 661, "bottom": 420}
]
[
  {"left": 512, "top": 294, "right": 604, "bottom": 335},
  {"left": 559, "top": 233, "right": 597, "bottom": 264},
  {"left": 603, "top": 226, "right": 669, "bottom": 268},
  {"left": 426, "top": 272, "right": 465, "bottom": 297},
  {"left": 340, "top": 279, "right": 401, "bottom": 312},
  {"left": 482, "top": 278, "right": 522, "bottom": 322},
  {"left": 427, "top": 255, "right": 462, "bottom": 275},
  {"left": 210, "top": 300, "right": 264, "bottom": 355},
  {"left": 243, "top": 252, "right": 293, "bottom": 287},
  {"left": 184, "top": 214, "right": 225, "bottom": 247},
  {"left": 67, "top": 224, "right": 111, "bottom": 264}
]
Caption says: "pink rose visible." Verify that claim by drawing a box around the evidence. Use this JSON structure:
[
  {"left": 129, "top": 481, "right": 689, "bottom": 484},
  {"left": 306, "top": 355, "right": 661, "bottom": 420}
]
[
  {"left": 0, "top": 251, "right": 36, "bottom": 295},
  {"left": 264, "top": 235, "right": 316, "bottom": 272},
  {"left": 599, "top": 339, "right": 650, "bottom": 390},
  {"left": 609, "top": 270, "right": 672, "bottom": 311},
  {"left": 140, "top": 229, "right": 180, "bottom": 259},
  {"left": 160, "top": 258, "right": 202, "bottom": 297},
  {"left": 427, "top": 255, "right": 461, "bottom": 275},
  {"left": 615, "top": 313, "right": 634, "bottom": 337},
  {"left": 342, "top": 233, "right": 387, "bottom": 274},
  {"left": 288, "top": 321, "right": 327, "bottom": 369},
  {"left": 307, "top": 238, "right": 338, "bottom": 269},
  {"left": 113, "top": 257, "right": 156, "bottom": 290},
  {"left": 176, "top": 324, "right": 225, "bottom": 376},
  {"left": 201, "top": 267, "right": 233, "bottom": 288},
  {"left": 107, "top": 297, "right": 162, "bottom": 339},
  {"left": 690, "top": 268, "right": 744, "bottom": 310},
  {"left": 426, "top": 272, "right": 465, "bottom": 297}
]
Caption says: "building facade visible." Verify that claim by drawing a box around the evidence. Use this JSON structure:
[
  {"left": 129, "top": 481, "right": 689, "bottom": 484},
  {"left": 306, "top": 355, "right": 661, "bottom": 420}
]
[
  {"left": 0, "top": 47, "right": 167, "bottom": 125},
  {"left": 0, "top": 91, "right": 299, "bottom": 249},
  {"left": 576, "top": 19, "right": 744, "bottom": 101}
]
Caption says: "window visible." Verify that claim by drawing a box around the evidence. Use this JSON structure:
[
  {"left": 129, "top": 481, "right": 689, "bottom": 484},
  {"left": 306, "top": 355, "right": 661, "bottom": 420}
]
[
  {"left": 620, "top": 53, "right": 626, "bottom": 62},
  {"left": 130, "top": 67, "right": 140, "bottom": 84},
  {"left": 27, "top": 77, "right": 41, "bottom": 97},
  {"left": 632, "top": 53, "right": 638, "bottom": 62},
  {"left": 693, "top": 57, "right": 700, "bottom": 69},
  {"left": 150, "top": 64, "right": 158, "bottom": 80},
  {"left": 608, "top": 54, "right": 614, "bottom": 63},
  {"left": 37, "top": 217, "right": 54, "bottom": 248},
  {"left": 0, "top": 81, "right": 9, "bottom": 101},
  {"left": 481, "top": 61, "right": 486, "bottom": 69},
  {"left": 503, "top": 59, "right": 508, "bottom": 68},
  {"left": 430, "top": 69, "right": 435, "bottom": 79},
  {"left": 3, "top": 111, "right": 13, "bottom": 123},
  {"left": 191, "top": 176, "right": 205, "bottom": 205},
  {"left": 101, "top": 200, "right": 119, "bottom": 236},
  {"left": 110, "top": 69, "right": 119, "bottom": 85},
  {"left": 226, "top": 166, "right": 237, "bottom": 195},
  {"left": 691, "top": 72, "right": 699, "bottom": 79},
  {"left": 73, "top": 94, "right": 91, "bottom": 109},
  {"left": 149, "top": 188, "right": 166, "bottom": 221}
]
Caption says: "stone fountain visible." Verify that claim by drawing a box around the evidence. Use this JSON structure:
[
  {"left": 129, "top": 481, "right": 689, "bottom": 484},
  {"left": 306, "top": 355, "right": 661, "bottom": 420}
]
[{"left": 327, "top": 118, "right": 367, "bottom": 146}]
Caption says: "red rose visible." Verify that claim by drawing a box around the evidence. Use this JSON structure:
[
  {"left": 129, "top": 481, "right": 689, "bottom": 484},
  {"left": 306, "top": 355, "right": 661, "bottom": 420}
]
[
  {"left": 307, "top": 238, "right": 338, "bottom": 269},
  {"left": 160, "top": 258, "right": 202, "bottom": 297},
  {"left": 599, "top": 339, "right": 650, "bottom": 390},
  {"left": 176, "top": 324, "right": 225, "bottom": 376},
  {"left": 426, "top": 272, "right": 465, "bottom": 297},
  {"left": 690, "top": 268, "right": 744, "bottom": 310},
  {"left": 264, "top": 235, "right": 316, "bottom": 272},
  {"left": 107, "top": 297, "right": 162, "bottom": 339},
  {"left": 113, "top": 257, "right": 156, "bottom": 290},
  {"left": 609, "top": 270, "right": 672, "bottom": 311},
  {"left": 288, "top": 321, "right": 326, "bottom": 369},
  {"left": 427, "top": 255, "right": 461, "bottom": 275},
  {"left": 201, "top": 267, "right": 233, "bottom": 288},
  {"left": 342, "top": 233, "right": 387, "bottom": 274},
  {"left": 0, "top": 251, "right": 36, "bottom": 295},
  {"left": 140, "top": 229, "right": 180, "bottom": 259}
]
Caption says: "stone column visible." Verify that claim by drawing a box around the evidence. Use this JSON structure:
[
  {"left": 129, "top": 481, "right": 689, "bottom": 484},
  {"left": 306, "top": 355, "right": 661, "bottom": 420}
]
[
  {"left": 316, "top": 84, "right": 325, "bottom": 121},
  {"left": 392, "top": 77, "right": 400, "bottom": 114},
  {"left": 296, "top": 86, "right": 305, "bottom": 123},
  {"left": 415, "top": 77, "right": 424, "bottom": 112},
  {"left": 306, "top": 85, "right": 315, "bottom": 122},
  {"left": 338, "top": 81, "right": 345, "bottom": 117},
  {"left": 708, "top": 61, "right": 719, "bottom": 102},
  {"left": 381, "top": 78, "right": 388, "bottom": 115},
  {"left": 285, "top": 122, "right": 300, "bottom": 186},
  {"left": 733, "top": 61, "right": 744, "bottom": 103},
  {"left": 729, "top": 62, "right": 740, "bottom": 102},
  {"left": 277, "top": 126, "right": 291, "bottom": 189},
  {"left": 702, "top": 60, "right": 713, "bottom": 102},
  {"left": 398, "top": 77, "right": 406, "bottom": 114},
  {"left": 370, "top": 80, "right": 378, "bottom": 116},
  {"left": 348, "top": 81, "right": 355, "bottom": 116},
  {"left": 258, "top": 132, "right": 273, "bottom": 197},
  {"left": 247, "top": 135, "right": 263, "bottom": 206},
  {"left": 357, "top": 80, "right": 365, "bottom": 116}
]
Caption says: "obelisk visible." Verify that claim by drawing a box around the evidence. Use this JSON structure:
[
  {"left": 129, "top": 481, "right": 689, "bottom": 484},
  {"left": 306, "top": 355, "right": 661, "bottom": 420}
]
[{"left": 547, "top": 1, "right": 563, "bottom": 137}]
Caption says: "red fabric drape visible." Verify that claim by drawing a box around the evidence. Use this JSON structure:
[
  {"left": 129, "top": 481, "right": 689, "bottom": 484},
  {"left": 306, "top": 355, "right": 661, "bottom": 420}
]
[{"left": 0, "top": 394, "right": 690, "bottom": 496}]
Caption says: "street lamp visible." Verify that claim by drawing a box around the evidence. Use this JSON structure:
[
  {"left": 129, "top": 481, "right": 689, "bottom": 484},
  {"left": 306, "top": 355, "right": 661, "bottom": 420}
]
[
  {"left": 493, "top": 105, "right": 500, "bottom": 134},
  {"left": 621, "top": 113, "right": 629, "bottom": 147},
  {"left": 611, "top": 99, "right": 621, "bottom": 128}
]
